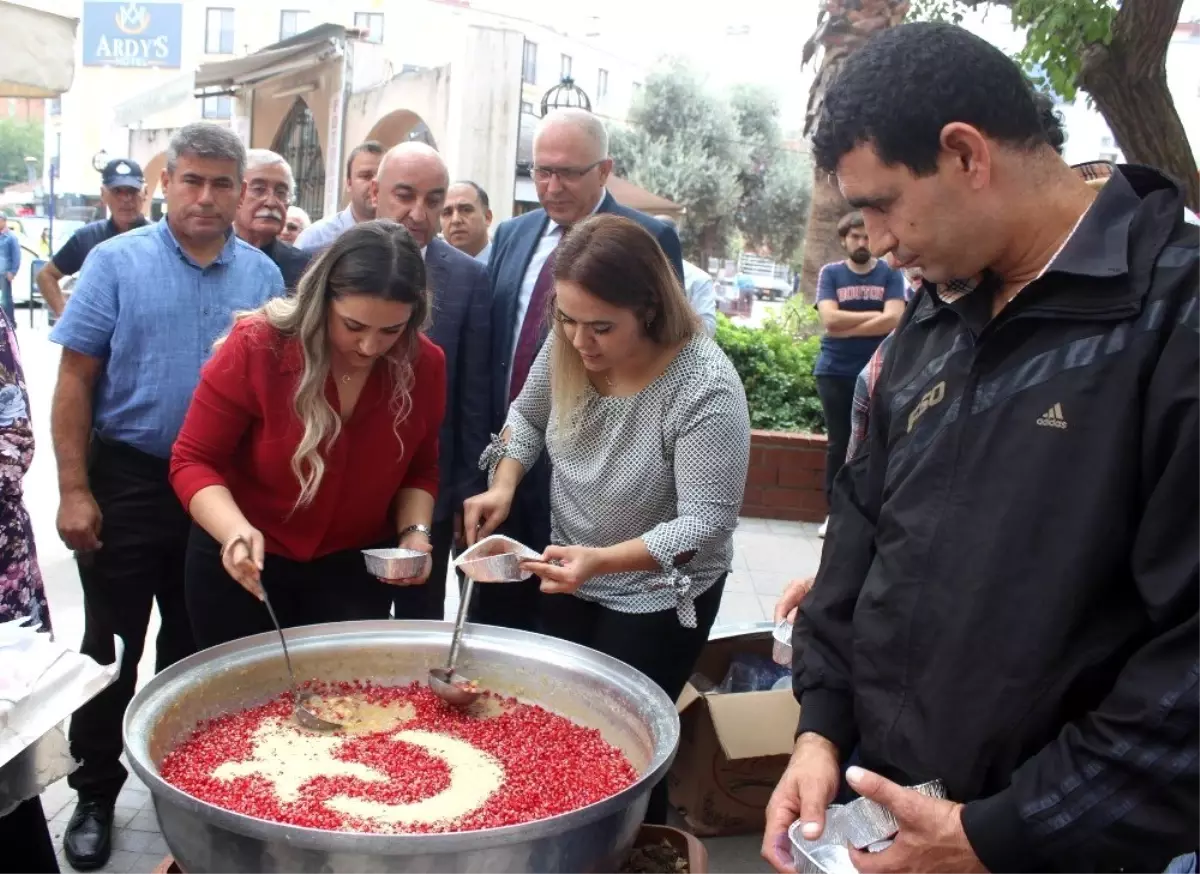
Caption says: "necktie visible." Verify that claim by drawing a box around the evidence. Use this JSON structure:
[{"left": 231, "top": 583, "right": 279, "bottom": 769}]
[{"left": 509, "top": 239, "right": 559, "bottom": 404}]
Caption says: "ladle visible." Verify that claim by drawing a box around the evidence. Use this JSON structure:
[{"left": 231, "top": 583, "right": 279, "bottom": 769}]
[
  {"left": 261, "top": 586, "right": 342, "bottom": 731},
  {"left": 428, "top": 576, "right": 482, "bottom": 707}
]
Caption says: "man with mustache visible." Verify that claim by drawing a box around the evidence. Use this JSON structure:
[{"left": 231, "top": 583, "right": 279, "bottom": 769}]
[
  {"left": 233, "top": 149, "right": 311, "bottom": 290},
  {"left": 812, "top": 211, "right": 905, "bottom": 537}
]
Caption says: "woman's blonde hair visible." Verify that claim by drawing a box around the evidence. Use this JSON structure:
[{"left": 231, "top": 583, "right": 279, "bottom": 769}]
[
  {"left": 547, "top": 213, "right": 698, "bottom": 433},
  {"left": 224, "top": 219, "right": 428, "bottom": 509}
]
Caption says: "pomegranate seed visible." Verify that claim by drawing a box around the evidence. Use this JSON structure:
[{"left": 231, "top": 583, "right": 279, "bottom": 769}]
[{"left": 157, "top": 681, "right": 638, "bottom": 833}]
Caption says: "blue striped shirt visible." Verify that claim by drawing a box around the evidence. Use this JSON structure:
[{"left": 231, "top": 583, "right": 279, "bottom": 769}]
[{"left": 49, "top": 220, "right": 285, "bottom": 458}]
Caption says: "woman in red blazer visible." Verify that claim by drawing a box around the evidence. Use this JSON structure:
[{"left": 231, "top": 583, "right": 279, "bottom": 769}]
[{"left": 170, "top": 221, "right": 447, "bottom": 648}]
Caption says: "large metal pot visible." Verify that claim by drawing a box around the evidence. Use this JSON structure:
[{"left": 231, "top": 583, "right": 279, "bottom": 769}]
[{"left": 124, "top": 620, "right": 680, "bottom": 873}]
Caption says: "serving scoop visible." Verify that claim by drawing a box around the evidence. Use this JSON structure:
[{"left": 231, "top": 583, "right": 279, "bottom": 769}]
[
  {"left": 428, "top": 576, "right": 481, "bottom": 707},
  {"left": 260, "top": 586, "right": 342, "bottom": 732}
]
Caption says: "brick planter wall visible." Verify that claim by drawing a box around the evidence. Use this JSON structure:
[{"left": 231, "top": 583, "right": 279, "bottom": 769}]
[{"left": 743, "top": 430, "right": 828, "bottom": 522}]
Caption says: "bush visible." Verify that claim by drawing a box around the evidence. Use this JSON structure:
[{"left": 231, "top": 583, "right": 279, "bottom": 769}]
[{"left": 715, "top": 314, "right": 825, "bottom": 433}]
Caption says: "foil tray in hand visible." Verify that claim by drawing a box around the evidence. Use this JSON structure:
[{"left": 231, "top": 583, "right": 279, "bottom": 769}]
[
  {"left": 454, "top": 535, "right": 542, "bottom": 582},
  {"left": 789, "top": 780, "right": 946, "bottom": 874}
]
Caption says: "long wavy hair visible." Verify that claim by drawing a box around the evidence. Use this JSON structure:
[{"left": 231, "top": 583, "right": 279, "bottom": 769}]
[
  {"left": 227, "top": 220, "right": 428, "bottom": 508},
  {"left": 548, "top": 214, "right": 698, "bottom": 435}
]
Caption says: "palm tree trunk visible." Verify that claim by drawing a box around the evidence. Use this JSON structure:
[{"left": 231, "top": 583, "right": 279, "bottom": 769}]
[{"left": 798, "top": 170, "right": 849, "bottom": 302}]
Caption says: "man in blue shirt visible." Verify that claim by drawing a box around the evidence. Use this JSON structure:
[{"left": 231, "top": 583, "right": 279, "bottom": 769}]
[
  {"left": 50, "top": 122, "right": 285, "bottom": 871},
  {"left": 0, "top": 215, "right": 21, "bottom": 325},
  {"left": 813, "top": 210, "right": 906, "bottom": 535}
]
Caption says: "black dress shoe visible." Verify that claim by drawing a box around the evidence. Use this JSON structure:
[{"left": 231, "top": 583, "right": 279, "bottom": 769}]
[{"left": 62, "top": 797, "right": 113, "bottom": 872}]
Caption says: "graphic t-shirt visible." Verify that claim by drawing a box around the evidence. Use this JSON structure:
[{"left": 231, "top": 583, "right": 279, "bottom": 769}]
[{"left": 814, "top": 260, "right": 906, "bottom": 378}]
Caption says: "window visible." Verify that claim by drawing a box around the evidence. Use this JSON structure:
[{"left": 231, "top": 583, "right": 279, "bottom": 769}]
[
  {"left": 522, "top": 40, "right": 538, "bottom": 84},
  {"left": 560, "top": 54, "right": 572, "bottom": 80},
  {"left": 520, "top": 101, "right": 534, "bottom": 115},
  {"left": 280, "top": 10, "right": 309, "bottom": 40},
  {"left": 202, "top": 95, "right": 232, "bottom": 119},
  {"left": 48, "top": 97, "right": 61, "bottom": 116},
  {"left": 354, "top": 12, "right": 384, "bottom": 43},
  {"left": 205, "top": 8, "right": 235, "bottom": 54},
  {"left": 597, "top": 68, "right": 609, "bottom": 99}
]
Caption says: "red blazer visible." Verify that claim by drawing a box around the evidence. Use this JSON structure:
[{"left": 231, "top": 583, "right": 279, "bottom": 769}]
[{"left": 169, "top": 316, "right": 446, "bottom": 561}]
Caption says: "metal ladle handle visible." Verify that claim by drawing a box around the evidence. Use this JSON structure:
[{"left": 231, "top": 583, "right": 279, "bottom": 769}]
[
  {"left": 260, "top": 585, "right": 301, "bottom": 706},
  {"left": 446, "top": 576, "right": 475, "bottom": 672}
]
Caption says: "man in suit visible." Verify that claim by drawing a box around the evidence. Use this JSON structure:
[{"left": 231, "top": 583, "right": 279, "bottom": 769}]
[
  {"left": 477, "top": 107, "right": 685, "bottom": 631},
  {"left": 373, "top": 142, "right": 491, "bottom": 620}
]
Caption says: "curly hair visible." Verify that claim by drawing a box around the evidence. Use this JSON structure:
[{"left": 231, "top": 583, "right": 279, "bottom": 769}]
[
  {"left": 812, "top": 22, "right": 1047, "bottom": 175},
  {"left": 1031, "top": 90, "right": 1067, "bottom": 156}
]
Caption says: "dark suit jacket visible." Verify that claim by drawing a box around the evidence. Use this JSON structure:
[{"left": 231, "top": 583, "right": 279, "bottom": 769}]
[
  {"left": 484, "top": 192, "right": 684, "bottom": 552},
  {"left": 424, "top": 236, "right": 492, "bottom": 523},
  {"left": 486, "top": 191, "right": 684, "bottom": 425},
  {"left": 262, "top": 238, "right": 312, "bottom": 290}
]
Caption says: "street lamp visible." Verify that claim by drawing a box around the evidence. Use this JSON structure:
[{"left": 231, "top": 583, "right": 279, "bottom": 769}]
[
  {"left": 540, "top": 76, "right": 591, "bottom": 116},
  {"left": 92, "top": 150, "right": 110, "bottom": 172}
]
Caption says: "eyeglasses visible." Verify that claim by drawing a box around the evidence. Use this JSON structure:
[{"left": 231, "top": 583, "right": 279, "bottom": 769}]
[
  {"left": 531, "top": 161, "right": 604, "bottom": 183},
  {"left": 248, "top": 181, "right": 292, "bottom": 202}
]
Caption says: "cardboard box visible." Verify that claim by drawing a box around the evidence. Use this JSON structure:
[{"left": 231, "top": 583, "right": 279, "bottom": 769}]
[{"left": 668, "top": 629, "right": 800, "bottom": 837}]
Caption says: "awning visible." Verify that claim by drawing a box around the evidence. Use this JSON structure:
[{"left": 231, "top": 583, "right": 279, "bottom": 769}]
[
  {"left": 113, "top": 71, "right": 196, "bottom": 127},
  {"left": 194, "top": 23, "right": 349, "bottom": 91},
  {"left": 0, "top": 2, "right": 78, "bottom": 97}
]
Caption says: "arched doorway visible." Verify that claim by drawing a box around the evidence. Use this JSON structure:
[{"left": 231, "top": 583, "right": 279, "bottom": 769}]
[
  {"left": 141, "top": 151, "right": 166, "bottom": 217},
  {"left": 271, "top": 99, "right": 325, "bottom": 220},
  {"left": 365, "top": 109, "right": 437, "bottom": 151}
]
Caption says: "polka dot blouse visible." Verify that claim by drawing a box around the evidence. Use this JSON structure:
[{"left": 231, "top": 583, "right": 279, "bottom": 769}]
[{"left": 483, "top": 334, "right": 751, "bottom": 626}]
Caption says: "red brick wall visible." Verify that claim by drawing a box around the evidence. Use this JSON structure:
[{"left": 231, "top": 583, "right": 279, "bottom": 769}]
[{"left": 743, "top": 430, "right": 828, "bottom": 522}]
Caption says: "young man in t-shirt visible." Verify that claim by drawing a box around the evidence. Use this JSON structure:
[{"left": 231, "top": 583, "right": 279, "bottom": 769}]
[{"left": 813, "top": 210, "right": 906, "bottom": 535}]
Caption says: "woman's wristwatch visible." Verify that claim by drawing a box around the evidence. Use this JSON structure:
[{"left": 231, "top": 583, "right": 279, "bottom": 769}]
[{"left": 398, "top": 524, "right": 433, "bottom": 541}]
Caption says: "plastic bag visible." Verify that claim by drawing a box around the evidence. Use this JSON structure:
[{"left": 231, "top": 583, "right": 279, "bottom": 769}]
[{"left": 716, "top": 652, "right": 790, "bottom": 693}]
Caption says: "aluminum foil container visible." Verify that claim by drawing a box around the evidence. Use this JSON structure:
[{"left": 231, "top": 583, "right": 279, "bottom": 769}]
[
  {"left": 789, "top": 780, "right": 945, "bottom": 874},
  {"left": 772, "top": 618, "right": 793, "bottom": 666},
  {"left": 454, "top": 535, "right": 542, "bottom": 583},
  {"left": 361, "top": 548, "right": 427, "bottom": 581}
]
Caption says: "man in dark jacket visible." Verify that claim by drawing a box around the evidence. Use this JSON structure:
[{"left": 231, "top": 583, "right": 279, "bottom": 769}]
[
  {"left": 763, "top": 22, "right": 1198, "bottom": 874},
  {"left": 233, "top": 149, "right": 311, "bottom": 290}
]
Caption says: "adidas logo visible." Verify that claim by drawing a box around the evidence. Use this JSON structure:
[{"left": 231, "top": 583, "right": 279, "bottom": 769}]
[{"left": 1036, "top": 403, "right": 1068, "bottom": 429}]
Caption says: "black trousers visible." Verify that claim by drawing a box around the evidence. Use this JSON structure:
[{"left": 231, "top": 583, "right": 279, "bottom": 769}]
[
  {"left": 67, "top": 438, "right": 195, "bottom": 804},
  {"left": 537, "top": 576, "right": 726, "bottom": 825},
  {"left": 390, "top": 516, "right": 462, "bottom": 621},
  {"left": 816, "top": 375, "right": 857, "bottom": 502},
  {"left": 185, "top": 526, "right": 396, "bottom": 649},
  {"left": 0, "top": 796, "right": 57, "bottom": 873},
  {"left": 470, "top": 455, "right": 551, "bottom": 631}
]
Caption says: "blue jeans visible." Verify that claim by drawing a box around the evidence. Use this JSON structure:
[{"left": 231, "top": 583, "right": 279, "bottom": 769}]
[
  {"left": 1167, "top": 853, "right": 1198, "bottom": 873},
  {"left": 0, "top": 277, "right": 12, "bottom": 327}
]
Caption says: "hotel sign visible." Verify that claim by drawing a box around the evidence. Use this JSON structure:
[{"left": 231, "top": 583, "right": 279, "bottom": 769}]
[{"left": 82, "top": 2, "right": 183, "bottom": 68}]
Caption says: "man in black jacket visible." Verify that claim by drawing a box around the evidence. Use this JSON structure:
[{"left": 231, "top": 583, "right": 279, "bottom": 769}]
[
  {"left": 233, "top": 149, "right": 312, "bottom": 290},
  {"left": 763, "top": 22, "right": 1198, "bottom": 874}
]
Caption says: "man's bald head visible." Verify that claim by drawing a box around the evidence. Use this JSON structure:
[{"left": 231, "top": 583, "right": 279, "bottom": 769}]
[
  {"left": 372, "top": 141, "right": 450, "bottom": 248},
  {"left": 532, "top": 108, "right": 613, "bottom": 226}
]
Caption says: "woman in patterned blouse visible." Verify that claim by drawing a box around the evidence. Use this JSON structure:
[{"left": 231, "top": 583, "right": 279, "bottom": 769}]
[
  {"left": 465, "top": 213, "right": 751, "bottom": 824},
  {"left": 0, "top": 308, "right": 59, "bottom": 872}
]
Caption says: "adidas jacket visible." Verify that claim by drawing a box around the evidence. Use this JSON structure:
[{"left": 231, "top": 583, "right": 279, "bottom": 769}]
[{"left": 793, "top": 165, "right": 1198, "bottom": 872}]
